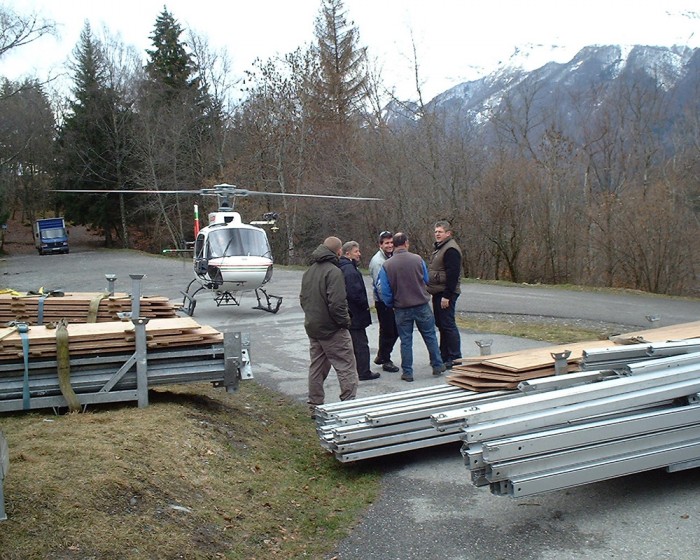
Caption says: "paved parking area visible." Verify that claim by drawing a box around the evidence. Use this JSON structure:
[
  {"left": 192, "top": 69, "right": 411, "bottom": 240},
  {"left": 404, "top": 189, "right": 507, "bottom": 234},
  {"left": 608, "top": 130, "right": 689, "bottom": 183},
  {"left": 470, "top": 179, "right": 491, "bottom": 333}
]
[{"left": 2, "top": 250, "right": 700, "bottom": 559}]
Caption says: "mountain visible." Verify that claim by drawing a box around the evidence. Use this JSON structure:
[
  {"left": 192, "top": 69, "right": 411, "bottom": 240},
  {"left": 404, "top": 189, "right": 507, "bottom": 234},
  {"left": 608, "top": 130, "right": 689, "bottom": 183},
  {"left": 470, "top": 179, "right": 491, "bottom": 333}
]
[{"left": 385, "top": 44, "right": 700, "bottom": 145}]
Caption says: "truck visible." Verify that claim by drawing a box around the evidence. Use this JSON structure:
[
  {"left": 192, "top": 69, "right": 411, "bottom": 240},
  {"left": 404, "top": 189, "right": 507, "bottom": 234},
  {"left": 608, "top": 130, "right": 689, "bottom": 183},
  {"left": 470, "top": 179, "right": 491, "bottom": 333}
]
[{"left": 34, "top": 217, "right": 69, "bottom": 255}]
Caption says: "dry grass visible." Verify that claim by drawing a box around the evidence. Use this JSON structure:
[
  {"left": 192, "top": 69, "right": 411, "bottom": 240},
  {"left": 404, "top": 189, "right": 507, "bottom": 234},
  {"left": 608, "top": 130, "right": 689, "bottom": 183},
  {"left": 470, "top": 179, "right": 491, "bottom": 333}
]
[
  {"left": 0, "top": 383, "right": 381, "bottom": 560},
  {"left": 457, "top": 315, "right": 613, "bottom": 344}
]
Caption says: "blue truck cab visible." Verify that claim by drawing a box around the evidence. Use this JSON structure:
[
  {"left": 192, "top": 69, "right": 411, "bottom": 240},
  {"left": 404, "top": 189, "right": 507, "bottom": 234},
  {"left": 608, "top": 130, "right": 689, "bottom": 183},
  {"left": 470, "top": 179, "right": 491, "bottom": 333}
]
[{"left": 34, "top": 217, "right": 69, "bottom": 255}]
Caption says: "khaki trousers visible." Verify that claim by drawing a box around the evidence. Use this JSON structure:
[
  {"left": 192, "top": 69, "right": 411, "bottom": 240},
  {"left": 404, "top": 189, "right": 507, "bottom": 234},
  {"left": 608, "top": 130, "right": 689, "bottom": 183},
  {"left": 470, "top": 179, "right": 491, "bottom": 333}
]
[{"left": 307, "top": 328, "right": 358, "bottom": 409}]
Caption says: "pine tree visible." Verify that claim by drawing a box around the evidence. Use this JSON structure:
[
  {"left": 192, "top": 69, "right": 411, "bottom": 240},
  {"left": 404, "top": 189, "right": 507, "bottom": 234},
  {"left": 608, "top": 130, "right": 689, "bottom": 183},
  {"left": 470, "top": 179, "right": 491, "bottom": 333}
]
[
  {"left": 137, "top": 7, "right": 220, "bottom": 249},
  {"left": 55, "top": 23, "right": 135, "bottom": 247},
  {"left": 312, "top": 0, "right": 368, "bottom": 124},
  {"left": 308, "top": 0, "right": 369, "bottom": 204},
  {"left": 144, "top": 8, "right": 198, "bottom": 98}
]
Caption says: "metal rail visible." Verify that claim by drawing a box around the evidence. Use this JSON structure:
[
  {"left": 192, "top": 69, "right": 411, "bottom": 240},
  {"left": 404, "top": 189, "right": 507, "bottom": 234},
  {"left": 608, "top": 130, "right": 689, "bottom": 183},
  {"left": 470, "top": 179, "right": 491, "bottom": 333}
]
[
  {"left": 451, "top": 351, "right": 700, "bottom": 498},
  {"left": 317, "top": 337, "right": 700, "bottom": 500},
  {"left": 0, "top": 330, "right": 250, "bottom": 412},
  {"left": 0, "top": 431, "right": 7, "bottom": 521}
]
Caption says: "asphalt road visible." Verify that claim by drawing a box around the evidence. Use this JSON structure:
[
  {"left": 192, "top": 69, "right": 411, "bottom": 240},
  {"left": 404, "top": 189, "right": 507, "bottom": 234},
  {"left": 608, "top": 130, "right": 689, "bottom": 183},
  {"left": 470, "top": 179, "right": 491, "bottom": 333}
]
[{"left": 2, "top": 248, "right": 700, "bottom": 560}]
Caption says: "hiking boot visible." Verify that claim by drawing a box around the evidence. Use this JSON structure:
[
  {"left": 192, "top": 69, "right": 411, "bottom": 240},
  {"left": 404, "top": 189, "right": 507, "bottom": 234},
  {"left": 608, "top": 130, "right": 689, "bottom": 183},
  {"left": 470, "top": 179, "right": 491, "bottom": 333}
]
[
  {"left": 432, "top": 364, "right": 446, "bottom": 376},
  {"left": 400, "top": 373, "right": 414, "bottom": 382},
  {"left": 382, "top": 361, "right": 400, "bottom": 373},
  {"left": 359, "top": 371, "right": 381, "bottom": 381}
]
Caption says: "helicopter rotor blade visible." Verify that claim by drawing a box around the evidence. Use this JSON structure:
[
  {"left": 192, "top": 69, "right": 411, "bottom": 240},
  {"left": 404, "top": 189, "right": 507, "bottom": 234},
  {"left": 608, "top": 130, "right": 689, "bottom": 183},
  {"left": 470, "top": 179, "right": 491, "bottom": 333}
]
[
  {"left": 53, "top": 185, "right": 382, "bottom": 201},
  {"left": 242, "top": 192, "right": 382, "bottom": 201},
  {"left": 53, "top": 189, "right": 202, "bottom": 194},
  {"left": 208, "top": 184, "right": 381, "bottom": 201}
]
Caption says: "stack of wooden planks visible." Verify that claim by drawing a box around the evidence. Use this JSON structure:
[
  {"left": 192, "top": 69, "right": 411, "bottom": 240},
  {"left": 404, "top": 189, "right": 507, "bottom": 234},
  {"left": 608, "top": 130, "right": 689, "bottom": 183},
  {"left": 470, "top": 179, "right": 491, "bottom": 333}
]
[
  {"left": 0, "top": 292, "right": 179, "bottom": 325},
  {"left": 0, "top": 317, "right": 222, "bottom": 362},
  {"left": 447, "top": 321, "right": 700, "bottom": 392}
]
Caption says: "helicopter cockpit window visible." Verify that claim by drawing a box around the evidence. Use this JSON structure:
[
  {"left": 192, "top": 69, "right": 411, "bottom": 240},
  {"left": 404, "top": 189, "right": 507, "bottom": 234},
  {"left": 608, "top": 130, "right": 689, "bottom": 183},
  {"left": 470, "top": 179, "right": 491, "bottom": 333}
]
[
  {"left": 194, "top": 234, "right": 206, "bottom": 259},
  {"left": 205, "top": 228, "right": 271, "bottom": 258}
]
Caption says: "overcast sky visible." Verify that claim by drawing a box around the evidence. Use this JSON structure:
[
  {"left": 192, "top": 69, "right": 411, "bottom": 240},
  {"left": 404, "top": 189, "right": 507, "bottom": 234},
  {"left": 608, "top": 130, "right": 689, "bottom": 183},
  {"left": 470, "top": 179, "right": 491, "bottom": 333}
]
[{"left": 2, "top": 0, "right": 699, "bottom": 100}]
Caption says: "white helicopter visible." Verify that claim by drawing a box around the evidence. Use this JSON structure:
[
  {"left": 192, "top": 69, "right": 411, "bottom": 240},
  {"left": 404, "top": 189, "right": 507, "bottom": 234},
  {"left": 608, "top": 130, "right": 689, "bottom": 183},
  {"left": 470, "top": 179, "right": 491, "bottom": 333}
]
[{"left": 55, "top": 184, "right": 380, "bottom": 316}]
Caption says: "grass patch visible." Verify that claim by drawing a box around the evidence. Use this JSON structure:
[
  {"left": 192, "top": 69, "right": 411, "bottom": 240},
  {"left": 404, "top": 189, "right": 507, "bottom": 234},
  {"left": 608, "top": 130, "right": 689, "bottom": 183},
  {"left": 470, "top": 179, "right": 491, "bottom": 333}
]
[
  {"left": 456, "top": 315, "right": 608, "bottom": 344},
  {"left": 0, "top": 382, "right": 381, "bottom": 559}
]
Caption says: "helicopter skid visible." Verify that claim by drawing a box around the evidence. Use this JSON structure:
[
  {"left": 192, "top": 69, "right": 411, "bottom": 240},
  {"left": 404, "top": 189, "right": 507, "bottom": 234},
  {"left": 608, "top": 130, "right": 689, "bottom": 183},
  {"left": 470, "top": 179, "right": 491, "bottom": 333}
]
[
  {"left": 252, "top": 288, "right": 283, "bottom": 314},
  {"left": 180, "top": 279, "right": 282, "bottom": 316}
]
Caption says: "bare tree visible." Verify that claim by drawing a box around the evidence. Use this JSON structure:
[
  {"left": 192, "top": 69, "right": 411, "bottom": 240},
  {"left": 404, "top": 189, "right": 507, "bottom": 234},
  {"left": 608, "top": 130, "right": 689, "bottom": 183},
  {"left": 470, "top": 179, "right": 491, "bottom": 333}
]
[{"left": 0, "top": 5, "right": 55, "bottom": 61}]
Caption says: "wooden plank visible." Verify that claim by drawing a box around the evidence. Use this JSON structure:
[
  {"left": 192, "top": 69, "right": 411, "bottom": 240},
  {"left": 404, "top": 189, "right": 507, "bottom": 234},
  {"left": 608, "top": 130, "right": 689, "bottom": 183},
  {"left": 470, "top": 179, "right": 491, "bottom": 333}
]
[
  {"left": 0, "top": 291, "right": 178, "bottom": 324},
  {"left": 609, "top": 321, "right": 700, "bottom": 344},
  {"left": 447, "top": 378, "right": 519, "bottom": 391},
  {"left": 0, "top": 318, "right": 222, "bottom": 361},
  {"left": 478, "top": 340, "right": 604, "bottom": 372},
  {"left": 448, "top": 365, "right": 566, "bottom": 382}
]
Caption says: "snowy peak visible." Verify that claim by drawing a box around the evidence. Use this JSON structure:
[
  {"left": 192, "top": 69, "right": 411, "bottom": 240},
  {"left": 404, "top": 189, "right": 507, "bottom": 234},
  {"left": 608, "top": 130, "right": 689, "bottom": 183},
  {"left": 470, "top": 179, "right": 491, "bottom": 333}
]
[{"left": 384, "top": 44, "right": 699, "bottom": 142}]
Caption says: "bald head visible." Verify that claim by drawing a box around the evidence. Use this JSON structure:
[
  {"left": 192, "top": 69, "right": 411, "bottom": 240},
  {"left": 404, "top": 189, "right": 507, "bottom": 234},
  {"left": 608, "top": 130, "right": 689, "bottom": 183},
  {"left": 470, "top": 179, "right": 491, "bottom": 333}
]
[
  {"left": 392, "top": 232, "right": 408, "bottom": 248},
  {"left": 324, "top": 236, "right": 343, "bottom": 256}
]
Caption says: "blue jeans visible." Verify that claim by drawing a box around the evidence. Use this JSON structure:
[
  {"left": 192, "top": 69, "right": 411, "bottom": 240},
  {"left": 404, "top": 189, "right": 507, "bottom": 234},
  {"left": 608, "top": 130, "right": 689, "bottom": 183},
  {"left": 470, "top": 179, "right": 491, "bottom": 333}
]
[
  {"left": 432, "top": 293, "right": 462, "bottom": 362},
  {"left": 394, "top": 303, "right": 444, "bottom": 377}
]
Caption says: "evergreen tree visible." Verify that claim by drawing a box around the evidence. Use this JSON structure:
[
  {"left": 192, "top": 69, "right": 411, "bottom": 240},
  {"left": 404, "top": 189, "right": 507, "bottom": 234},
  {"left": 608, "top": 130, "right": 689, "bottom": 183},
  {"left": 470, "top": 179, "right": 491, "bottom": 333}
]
[
  {"left": 0, "top": 79, "right": 55, "bottom": 230},
  {"left": 308, "top": 0, "right": 369, "bottom": 206},
  {"left": 144, "top": 8, "right": 198, "bottom": 98},
  {"left": 312, "top": 0, "right": 368, "bottom": 125},
  {"left": 55, "top": 22, "right": 136, "bottom": 246},
  {"left": 136, "top": 7, "right": 223, "bottom": 250}
]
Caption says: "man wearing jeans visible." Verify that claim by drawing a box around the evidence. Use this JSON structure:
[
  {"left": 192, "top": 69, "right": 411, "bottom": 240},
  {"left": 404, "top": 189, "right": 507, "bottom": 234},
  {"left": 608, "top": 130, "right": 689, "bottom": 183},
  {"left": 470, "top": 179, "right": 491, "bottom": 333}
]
[
  {"left": 377, "top": 232, "right": 445, "bottom": 382},
  {"left": 427, "top": 220, "right": 462, "bottom": 369}
]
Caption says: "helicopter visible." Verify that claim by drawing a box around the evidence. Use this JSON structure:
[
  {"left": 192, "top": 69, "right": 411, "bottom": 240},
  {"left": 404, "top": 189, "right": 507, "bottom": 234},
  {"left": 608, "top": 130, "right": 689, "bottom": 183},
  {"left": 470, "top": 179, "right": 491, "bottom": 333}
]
[{"left": 54, "top": 184, "right": 380, "bottom": 316}]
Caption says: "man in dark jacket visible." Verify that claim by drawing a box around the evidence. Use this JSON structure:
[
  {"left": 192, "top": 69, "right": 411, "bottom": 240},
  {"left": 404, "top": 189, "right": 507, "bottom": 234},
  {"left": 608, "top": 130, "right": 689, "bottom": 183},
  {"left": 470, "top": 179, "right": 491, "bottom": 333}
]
[
  {"left": 339, "top": 241, "right": 380, "bottom": 381},
  {"left": 427, "top": 221, "right": 462, "bottom": 369},
  {"left": 300, "top": 237, "right": 358, "bottom": 417},
  {"left": 378, "top": 232, "right": 445, "bottom": 382}
]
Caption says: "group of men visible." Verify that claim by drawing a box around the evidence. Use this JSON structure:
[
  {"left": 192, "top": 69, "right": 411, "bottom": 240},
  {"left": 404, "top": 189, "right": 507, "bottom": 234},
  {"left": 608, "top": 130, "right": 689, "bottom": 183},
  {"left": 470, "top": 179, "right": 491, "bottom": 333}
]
[{"left": 299, "top": 222, "right": 463, "bottom": 416}]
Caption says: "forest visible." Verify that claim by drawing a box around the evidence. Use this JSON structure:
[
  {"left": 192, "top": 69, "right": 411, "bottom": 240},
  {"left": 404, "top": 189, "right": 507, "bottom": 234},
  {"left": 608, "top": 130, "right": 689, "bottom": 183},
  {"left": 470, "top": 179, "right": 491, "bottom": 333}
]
[{"left": 0, "top": 0, "right": 698, "bottom": 296}]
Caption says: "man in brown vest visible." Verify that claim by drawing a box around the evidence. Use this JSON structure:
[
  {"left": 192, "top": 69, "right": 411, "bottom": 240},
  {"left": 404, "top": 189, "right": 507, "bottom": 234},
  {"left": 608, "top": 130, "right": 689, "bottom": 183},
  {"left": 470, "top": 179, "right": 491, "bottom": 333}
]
[{"left": 427, "top": 221, "right": 462, "bottom": 369}]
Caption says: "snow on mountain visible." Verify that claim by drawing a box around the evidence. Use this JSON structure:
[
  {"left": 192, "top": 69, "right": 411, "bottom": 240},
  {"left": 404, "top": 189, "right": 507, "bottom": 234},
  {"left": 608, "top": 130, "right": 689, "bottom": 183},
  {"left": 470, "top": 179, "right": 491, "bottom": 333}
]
[{"left": 384, "top": 44, "right": 699, "bottom": 144}]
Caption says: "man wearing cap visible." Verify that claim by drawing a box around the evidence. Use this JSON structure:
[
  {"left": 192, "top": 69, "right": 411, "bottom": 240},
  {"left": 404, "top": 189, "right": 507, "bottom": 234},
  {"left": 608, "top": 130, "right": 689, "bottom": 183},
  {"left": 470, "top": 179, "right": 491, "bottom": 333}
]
[
  {"left": 300, "top": 236, "right": 359, "bottom": 417},
  {"left": 368, "top": 231, "right": 400, "bottom": 373}
]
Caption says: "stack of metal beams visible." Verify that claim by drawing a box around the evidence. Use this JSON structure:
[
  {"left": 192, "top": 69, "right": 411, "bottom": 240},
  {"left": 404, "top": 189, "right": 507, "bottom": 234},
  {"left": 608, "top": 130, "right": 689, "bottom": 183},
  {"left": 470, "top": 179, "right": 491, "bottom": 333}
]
[
  {"left": 580, "top": 339, "right": 700, "bottom": 370},
  {"left": 431, "top": 347, "right": 700, "bottom": 498},
  {"left": 315, "top": 385, "right": 517, "bottom": 462},
  {"left": 317, "top": 326, "right": 700, "bottom": 485}
]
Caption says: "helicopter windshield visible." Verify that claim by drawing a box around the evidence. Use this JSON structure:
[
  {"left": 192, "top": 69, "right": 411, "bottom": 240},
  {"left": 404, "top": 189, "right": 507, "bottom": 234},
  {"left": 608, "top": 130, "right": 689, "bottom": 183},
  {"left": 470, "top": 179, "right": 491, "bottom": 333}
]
[{"left": 205, "top": 228, "right": 271, "bottom": 259}]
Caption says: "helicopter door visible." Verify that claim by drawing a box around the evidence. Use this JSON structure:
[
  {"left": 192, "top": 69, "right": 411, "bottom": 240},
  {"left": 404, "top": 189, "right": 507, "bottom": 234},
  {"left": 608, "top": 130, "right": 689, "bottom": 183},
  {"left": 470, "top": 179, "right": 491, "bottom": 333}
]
[{"left": 193, "top": 234, "right": 208, "bottom": 276}]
